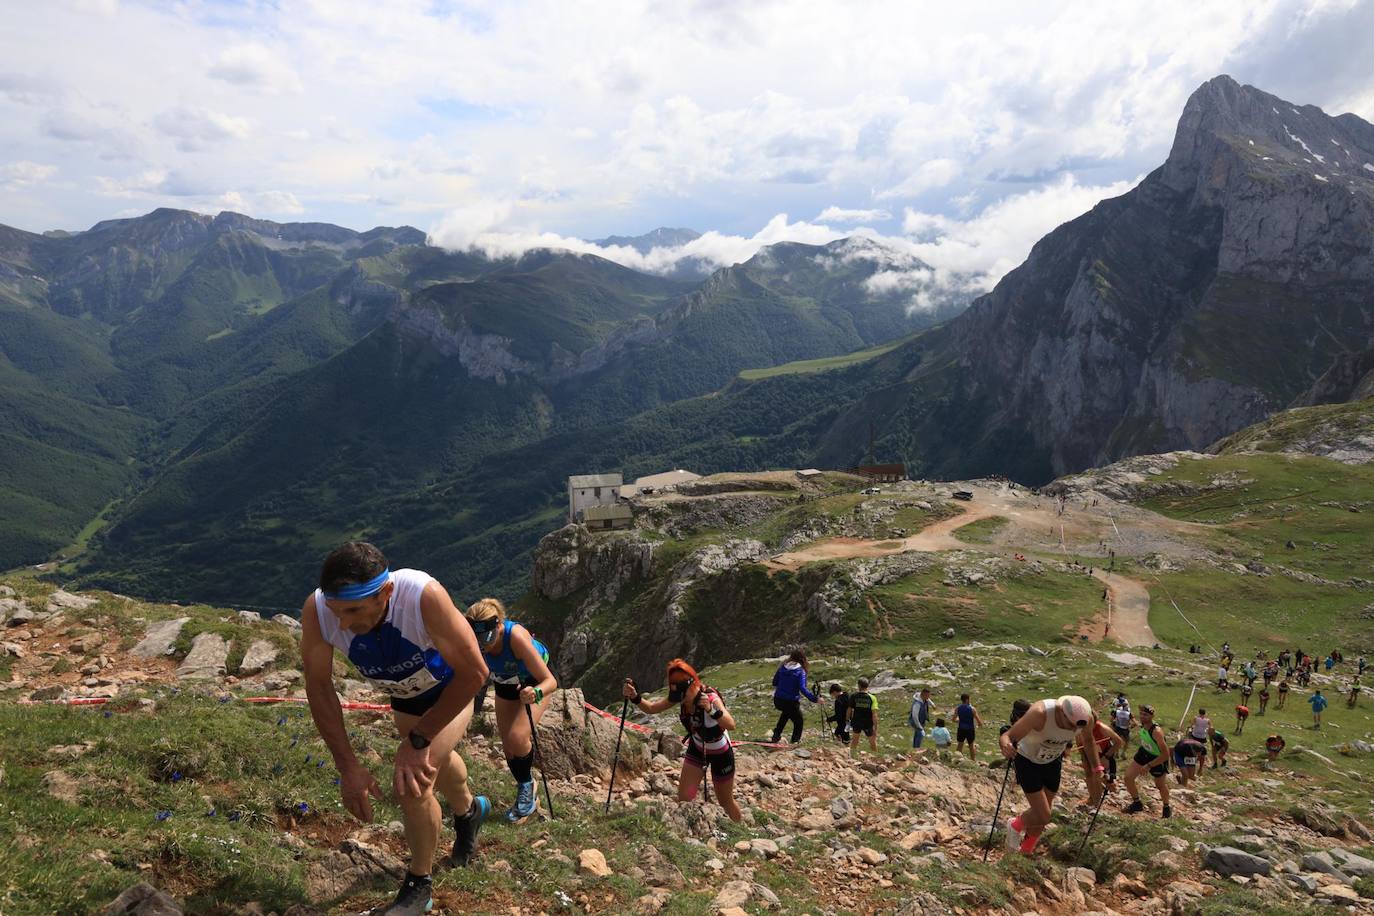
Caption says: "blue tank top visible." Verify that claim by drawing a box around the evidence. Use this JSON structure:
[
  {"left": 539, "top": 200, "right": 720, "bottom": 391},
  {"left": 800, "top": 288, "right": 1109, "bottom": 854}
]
[
  {"left": 956, "top": 703, "right": 976, "bottom": 729},
  {"left": 312, "top": 569, "right": 453, "bottom": 701},
  {"left": 485, "top": 619, "right": 549, "bottom": 684}
]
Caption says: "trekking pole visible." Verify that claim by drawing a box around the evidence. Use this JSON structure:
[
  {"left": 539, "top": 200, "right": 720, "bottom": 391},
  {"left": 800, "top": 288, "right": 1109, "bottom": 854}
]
[
  {"left": 983, "top": 758, "right": 1014, "bottom": 861},
  {"left": 604, "top": 695, "right": 631, "bottom": 814},
  {"left": 526, "top": 704, "right": 554, "bottom": 819},
  {"left": 1075, "top": 787, "right": 1108, "bottom": 864}
]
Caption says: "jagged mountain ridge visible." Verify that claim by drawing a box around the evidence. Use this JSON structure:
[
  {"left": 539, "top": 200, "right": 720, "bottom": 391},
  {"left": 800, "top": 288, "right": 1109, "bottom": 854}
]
[
  {"left": 376, "top": 74, "right": 1374, "bottom": 605},
  {"left": 589, "top": 226, "right": 701, "bottom": 253},
  {"left": 795, "top": 75, "right": 1374, "bottom": 481}
]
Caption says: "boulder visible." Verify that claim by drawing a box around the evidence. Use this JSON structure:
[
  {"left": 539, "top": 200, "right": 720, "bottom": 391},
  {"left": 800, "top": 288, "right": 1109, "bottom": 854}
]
[
  {"left": 532, "top": 688, "right": 649, "bottom": 781},
  {"left": 634, "top": 888, "right": 673, "bottom": 913},
  {"left": 238, "top": 640, "right": 279, "bottom": 676},
  {"left": 30, "top": 685, "right": 64, "bottom": 701},
  {"left": 577, "top": 848, "right": 612, "bottom": 877},
  {"left": 6, "top": 605, "right": 36, "bottom": 627},
  {"left": 1291, "top": 805, "right": 1349, "bottom": 838},
  {"left": 303, "top": 838, "right": 404, "bottom": 901},
  {"left": 1301, "top": 851, "right": 1354, "bottom": 883},
  {"left": 1066, "top": 866, "right": 1097, "bottom": 888},
  {"left": 1316, "top": 884, "right": 1361, "bottom": 903},
  {"left": 100, "top": 882, "right": 182, "bottom": 915},
  {"left": 1287, "top": 874, "right": 1319, "bottom": 894},
  {"left": 711, "top": 881, "right": 752, "bottom": 910},
  {"left": 236, "top": 610, "right": 262, "bottom": 624},
  {"left": 1328, "top": 848, "right": 1374, "bottom": 877},
  {"left": 0, "top": 597, "right": 27, "bottom": 624},
  {"left": 175, "top": 633, "right": 229, "bottom": 681},
  {"left": 47, "top": 589, "right": 96, "bottom": 612},
  {"left": 130, "top": 618, "right": 189, "bottom": 658},
  {"left": 748, "top": 838, "right": 780, "bottom": 859},
  {"left": 271, "top": 614, "right": 302, "bottom": 631},
  {"left": 1204, "top": 846, "right": 1271, "bottom": 877},
  {"left": 262, "top": 669, "right": 302, "bottom": 691}
]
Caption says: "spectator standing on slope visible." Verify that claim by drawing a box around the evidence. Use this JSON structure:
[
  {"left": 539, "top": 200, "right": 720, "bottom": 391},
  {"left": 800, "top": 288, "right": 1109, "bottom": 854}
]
[{"left": 954, "top": 693, "right": 985, "bottom": 761}]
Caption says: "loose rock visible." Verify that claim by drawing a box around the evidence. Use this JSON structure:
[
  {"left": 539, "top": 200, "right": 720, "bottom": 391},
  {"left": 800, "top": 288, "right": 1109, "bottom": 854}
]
[
  {"left": 1204, "top": 846, "right": 1272, "bottom": 878},
  {"left": 577, "top": 848, "right": 612, "bottom": 877},
  {"left": 131, "top": 618, "right": 189, "bottom": 658}
]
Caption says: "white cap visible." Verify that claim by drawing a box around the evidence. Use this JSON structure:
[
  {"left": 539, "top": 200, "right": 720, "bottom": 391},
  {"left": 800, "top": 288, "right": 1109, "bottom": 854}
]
[{"left": 1057, "top": 695, "right": 1092, "bottom": 726}]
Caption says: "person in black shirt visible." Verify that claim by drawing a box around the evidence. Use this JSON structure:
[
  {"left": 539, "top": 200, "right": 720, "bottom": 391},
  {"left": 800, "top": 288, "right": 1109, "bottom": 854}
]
[
  {"left": 826, "top": 683, "right": 851, "bottom": 744},
  {"left": 848, "top": 677, "right": 879, "bottom": 756}
]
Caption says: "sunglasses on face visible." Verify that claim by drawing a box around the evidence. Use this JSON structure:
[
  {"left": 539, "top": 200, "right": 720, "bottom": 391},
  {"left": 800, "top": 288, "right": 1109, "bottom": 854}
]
[{"left": 470, "top": 620, "right": 498, "bottom": 645}]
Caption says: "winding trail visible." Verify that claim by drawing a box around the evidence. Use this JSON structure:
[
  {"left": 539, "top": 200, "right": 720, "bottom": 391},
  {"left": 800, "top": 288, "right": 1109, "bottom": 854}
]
[{"left": 766, "top": 482, "right": 1160, "bottom": 648}]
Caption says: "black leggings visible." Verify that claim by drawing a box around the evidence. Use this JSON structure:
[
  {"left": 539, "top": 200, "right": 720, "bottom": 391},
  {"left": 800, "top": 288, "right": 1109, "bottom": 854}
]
[{"left": 772, "top": 697, "right": 804, "bottom": 743}]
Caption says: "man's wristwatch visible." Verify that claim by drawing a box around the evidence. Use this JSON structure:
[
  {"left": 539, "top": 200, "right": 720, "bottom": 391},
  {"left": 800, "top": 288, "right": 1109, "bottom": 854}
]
[{"left": 408, "top": 731, "right": 431, "bottom": 750}]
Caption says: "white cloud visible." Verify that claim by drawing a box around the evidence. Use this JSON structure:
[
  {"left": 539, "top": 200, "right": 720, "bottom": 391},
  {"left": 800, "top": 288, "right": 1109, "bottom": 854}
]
[
  {"left": 216, "top": 189, "right": 304, "bottom": 215},
  {"left": 1, "top": 161, "right": 57, "bottom": 188},
  {"left": 817, "top": 206, "right": 892, "bottom": 223},
  {"left": 208, "top": 44, "right": 303, "bottom": 95},
  {"left": 900, "top": 173, "right": 1141, "bottom": 289},
  {"left": 151, "top": 106, "right": 251, "bottom": 152},
  {"left": 255, "top": 190, "right": 304, "bottom": 215},
  {"left": 875, "top": 159, "right": 963, "bottom": 200},
  {"left": 431, "top": 209, "right": 851, "bottom": 275},
  {"left": 0, "top": 0, "right": 1369, "bottom": 244}
]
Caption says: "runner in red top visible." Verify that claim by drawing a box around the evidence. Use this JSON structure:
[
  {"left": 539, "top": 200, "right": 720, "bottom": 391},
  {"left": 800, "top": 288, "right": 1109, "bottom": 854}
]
[{"left": 1079, "top": 718, "right": 1125, "bottom": 805}]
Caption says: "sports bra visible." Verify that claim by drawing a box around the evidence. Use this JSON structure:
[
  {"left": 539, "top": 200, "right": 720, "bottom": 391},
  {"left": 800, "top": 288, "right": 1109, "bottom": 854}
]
[{"left": 484, "top": 619, "right": 550, "bottom": 685}]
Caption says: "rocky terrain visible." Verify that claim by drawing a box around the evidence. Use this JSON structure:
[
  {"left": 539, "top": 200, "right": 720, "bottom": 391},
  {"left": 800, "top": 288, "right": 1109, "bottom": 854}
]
[
  {"left": 7, "top": 403, "right": 1374, "bottom": 913},
  {"left": 6, "top": 574, "right": 1374, "bottom": 915}
]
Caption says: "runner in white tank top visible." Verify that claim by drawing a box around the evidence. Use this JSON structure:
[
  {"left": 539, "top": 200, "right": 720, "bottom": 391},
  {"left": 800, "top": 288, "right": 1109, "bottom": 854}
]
[
  {"left": 998, "top": 695, "right": 1100, "bottom": 856},
  {"left": 1015, "top": 698, "right": 1080, "bottom": 764},
  {"left": 300, "top": 541, "right": 492, "bottom": 911}
]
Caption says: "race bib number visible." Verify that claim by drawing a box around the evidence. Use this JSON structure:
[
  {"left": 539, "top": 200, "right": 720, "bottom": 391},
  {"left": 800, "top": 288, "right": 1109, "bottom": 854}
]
[{"left": 366, "top": 665, "right": 442, "bottom": 699}]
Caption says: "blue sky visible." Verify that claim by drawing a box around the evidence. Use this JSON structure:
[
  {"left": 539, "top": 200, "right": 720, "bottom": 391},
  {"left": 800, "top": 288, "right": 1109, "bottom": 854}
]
[{"left": 2, "top": 0, "right": 1372, "bottom": 290}]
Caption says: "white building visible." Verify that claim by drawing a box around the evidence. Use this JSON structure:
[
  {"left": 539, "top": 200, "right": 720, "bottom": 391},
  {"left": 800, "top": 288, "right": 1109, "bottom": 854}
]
[{"left": 568, "top": 473, "right": 623, "bottom": 523}]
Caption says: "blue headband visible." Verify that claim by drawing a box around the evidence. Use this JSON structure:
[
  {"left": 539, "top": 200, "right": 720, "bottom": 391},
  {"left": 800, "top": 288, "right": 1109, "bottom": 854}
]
[{"left": 324, "top": 568, "right": 391, "bottom": 601}]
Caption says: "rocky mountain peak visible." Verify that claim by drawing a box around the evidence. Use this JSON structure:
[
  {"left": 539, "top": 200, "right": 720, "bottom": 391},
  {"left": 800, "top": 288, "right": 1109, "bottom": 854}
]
[
  {"left": 1162, "top": 74, "right": 1374, "bottom": 201},
  {"left": 590, "top": 226, "right": 700, "bottom": 254}
]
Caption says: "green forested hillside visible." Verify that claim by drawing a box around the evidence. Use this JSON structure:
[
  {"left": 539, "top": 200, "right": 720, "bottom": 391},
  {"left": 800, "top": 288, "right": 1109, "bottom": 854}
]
[{"left": 0, "top": 210, "right": 952, "bottom": 604}]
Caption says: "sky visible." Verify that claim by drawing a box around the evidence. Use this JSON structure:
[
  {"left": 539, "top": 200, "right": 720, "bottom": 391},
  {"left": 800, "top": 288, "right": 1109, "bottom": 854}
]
[{"left": 3, "top": 0, "right": 1374, "bottom": 293}]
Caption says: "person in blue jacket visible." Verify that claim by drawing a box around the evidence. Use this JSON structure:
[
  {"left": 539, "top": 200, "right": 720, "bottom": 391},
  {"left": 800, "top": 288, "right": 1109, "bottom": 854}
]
[{"left": 770, "top": 649, "right": 819, "bottom": 743}]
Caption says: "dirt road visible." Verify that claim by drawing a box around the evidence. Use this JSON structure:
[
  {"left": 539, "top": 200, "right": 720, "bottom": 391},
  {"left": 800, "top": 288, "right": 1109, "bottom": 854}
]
[{"left": 767, "top": 483, "right": 1161, "bottom": 648}]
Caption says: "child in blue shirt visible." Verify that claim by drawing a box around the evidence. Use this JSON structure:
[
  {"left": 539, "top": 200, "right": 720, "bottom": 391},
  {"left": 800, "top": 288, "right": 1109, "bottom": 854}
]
[{"left": 930, "top": 717, "right": 953, "bottom": 757}]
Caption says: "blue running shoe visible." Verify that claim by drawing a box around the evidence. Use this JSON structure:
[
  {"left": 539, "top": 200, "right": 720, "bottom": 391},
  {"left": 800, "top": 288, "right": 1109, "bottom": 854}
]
[
  {"left": 505, "top": 779, "right": 537, "bottom": 822},
  {"left": 451, "top": 796, "right": 489, "bottom": 867}
]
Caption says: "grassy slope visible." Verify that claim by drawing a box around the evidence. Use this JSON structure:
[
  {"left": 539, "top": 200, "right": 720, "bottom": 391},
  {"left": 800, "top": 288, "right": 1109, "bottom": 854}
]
[
  {"left": 736, "top": 333, "right": 915, "bottom": 380},
  {"left": 1130, "top": 452, "right": 1374, "bottom": 652},
  {"left": 9, "top": 440, "right": 1374, "bottom": 911},
  {"left": 1211, "top": 396, "right": 1374, "bottom": 455}
]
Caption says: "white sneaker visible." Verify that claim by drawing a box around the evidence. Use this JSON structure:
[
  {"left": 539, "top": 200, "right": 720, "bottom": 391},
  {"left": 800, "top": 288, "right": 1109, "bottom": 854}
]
[{"left": 1004, "top": 817, "right": 1023, "bottom": 853}]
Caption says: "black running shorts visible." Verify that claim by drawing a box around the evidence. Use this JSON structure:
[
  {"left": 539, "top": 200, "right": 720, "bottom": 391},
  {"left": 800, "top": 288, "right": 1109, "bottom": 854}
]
[
  {"left": 957, "top": 727, "right": 976, "bottom": 745},
  {"left": 684, "top": 743, "right": 736, "bottom": 782},
  {"left": 1133, "top": 746, "right": 1169, "bottom": 777},
  {"left": 391, "top": 681, "right": 447, "bottom": 717},
  {"left": 1014, "top": 754, "right": 1063, "bottom": 794}
]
